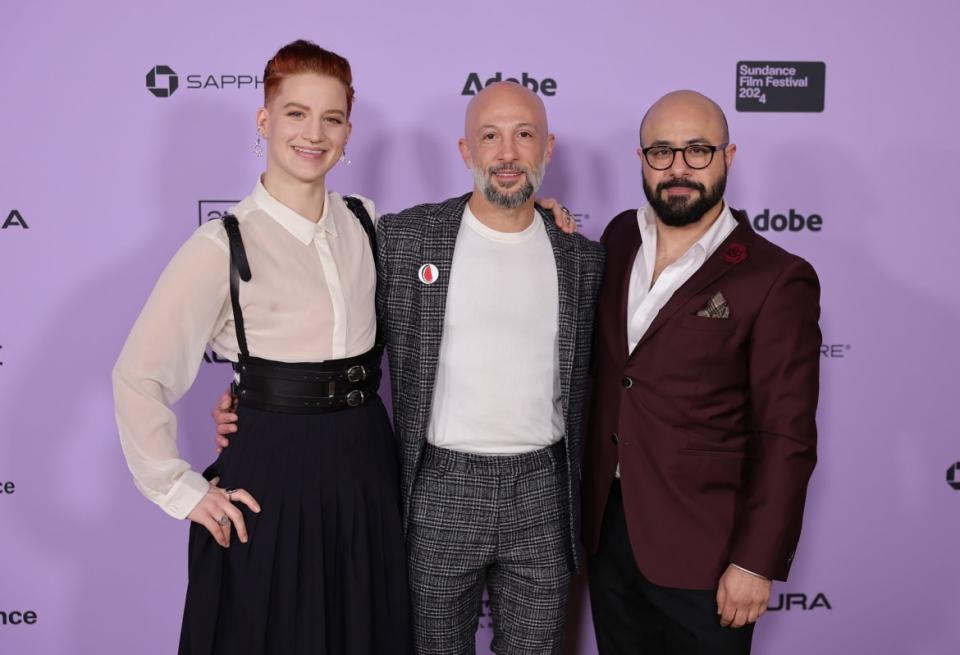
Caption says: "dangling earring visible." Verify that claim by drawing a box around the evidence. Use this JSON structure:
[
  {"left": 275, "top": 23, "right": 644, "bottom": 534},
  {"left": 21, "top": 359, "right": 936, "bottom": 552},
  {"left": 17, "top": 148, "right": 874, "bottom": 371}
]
[
  {"left": 253, "top": 131, "right": 264, "bottom": 158},
  {"left": 339, "top": 149, "right": 352, "bottom": 166}
]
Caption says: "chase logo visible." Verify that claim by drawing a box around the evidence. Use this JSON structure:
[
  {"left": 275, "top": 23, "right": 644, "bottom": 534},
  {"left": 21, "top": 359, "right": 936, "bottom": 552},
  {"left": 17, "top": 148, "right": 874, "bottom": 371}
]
[
  {"left": 146, "top": 65, "right": 179, "bottom": 98},
  {"left": 947, "top": 462, "right": 960, "bottom": 491}
]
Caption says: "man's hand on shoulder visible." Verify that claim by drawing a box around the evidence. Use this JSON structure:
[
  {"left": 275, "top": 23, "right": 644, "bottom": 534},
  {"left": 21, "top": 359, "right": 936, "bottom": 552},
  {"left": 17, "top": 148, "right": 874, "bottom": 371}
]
[
  {"left": 537, "top": 197, "right": 577, "bottom": 234},
  {"left": 716, "top": 563, "right": 772, "bottom": 628}
]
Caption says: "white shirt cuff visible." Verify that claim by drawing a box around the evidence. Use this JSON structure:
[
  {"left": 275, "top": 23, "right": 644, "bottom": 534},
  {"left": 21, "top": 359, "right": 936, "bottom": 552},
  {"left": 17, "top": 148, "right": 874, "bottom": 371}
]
[
  {"left": 731, "top": 563, "right": 769, "bottom": 580},
  {"left": 157, "top": 470, "right": 210, "bottom": 520}
]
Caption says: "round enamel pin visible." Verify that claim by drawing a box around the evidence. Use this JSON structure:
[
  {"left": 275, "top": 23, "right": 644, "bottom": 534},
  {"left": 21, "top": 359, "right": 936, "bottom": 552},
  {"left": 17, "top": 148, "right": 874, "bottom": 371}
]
[{"left": 418, "top": 263, "right": 439, "bottom": 285}]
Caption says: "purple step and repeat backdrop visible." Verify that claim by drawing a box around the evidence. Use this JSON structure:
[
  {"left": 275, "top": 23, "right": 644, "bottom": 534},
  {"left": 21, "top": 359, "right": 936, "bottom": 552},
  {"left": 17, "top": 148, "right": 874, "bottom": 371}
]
[{"left": 2, "top": 1, "right": 959, "bottom": 653}]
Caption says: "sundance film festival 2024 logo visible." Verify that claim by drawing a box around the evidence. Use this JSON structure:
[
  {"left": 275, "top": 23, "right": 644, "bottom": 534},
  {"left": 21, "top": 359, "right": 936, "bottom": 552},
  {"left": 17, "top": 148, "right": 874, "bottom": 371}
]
[
  {"left": 736, "top": 61, "right": 825, "bottom": 112},
  {"left": 146, "top": 65, "right": 262, "bottom": 98}
]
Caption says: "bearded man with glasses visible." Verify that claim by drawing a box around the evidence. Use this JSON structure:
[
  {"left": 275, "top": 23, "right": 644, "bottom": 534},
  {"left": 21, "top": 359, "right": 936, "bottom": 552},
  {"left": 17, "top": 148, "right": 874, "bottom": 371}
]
[{"left": 581, "top": 90, "right": 822, "bottom": 654}]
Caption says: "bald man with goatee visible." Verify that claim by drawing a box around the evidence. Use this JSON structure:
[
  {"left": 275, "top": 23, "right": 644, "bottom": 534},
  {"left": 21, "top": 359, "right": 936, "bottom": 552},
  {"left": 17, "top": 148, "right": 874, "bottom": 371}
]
[
  {"left": 582, "top": 90, "right": 821, "bottom": 654},
  {"left": 377, "top": 82, "right": 605, "bottom": 654}
]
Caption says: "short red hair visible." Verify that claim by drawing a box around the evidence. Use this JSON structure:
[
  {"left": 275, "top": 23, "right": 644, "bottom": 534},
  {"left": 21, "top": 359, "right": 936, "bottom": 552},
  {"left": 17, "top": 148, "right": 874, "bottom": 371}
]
[{"left": 263, "top": 40, "right": 355, "bottom": 116}]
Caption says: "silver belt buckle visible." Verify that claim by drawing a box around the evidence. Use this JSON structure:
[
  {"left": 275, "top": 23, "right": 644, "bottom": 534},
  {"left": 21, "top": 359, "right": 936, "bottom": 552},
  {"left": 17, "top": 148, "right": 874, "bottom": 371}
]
[{"left": 346, "top": 364, "right": 366, "bottom": 383}]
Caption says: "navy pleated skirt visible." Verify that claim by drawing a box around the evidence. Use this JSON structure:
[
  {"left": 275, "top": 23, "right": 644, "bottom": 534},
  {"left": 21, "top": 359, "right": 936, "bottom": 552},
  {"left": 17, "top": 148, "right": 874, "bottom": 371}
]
[{"left": 178, "top": 396, "right": 411, "bottom": 654}]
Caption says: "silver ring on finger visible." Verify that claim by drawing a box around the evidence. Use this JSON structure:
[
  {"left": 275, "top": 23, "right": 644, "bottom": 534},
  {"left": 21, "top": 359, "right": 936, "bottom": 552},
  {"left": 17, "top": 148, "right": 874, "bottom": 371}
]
[
  {"left": 217, "top": 515, "right": 230, "bottom": 526},
  {"left": 561, "top": 205, "right": 572, "bottom": 216},
  {"left": 225, "top": 488, "right": 239, "bottom": 497}
]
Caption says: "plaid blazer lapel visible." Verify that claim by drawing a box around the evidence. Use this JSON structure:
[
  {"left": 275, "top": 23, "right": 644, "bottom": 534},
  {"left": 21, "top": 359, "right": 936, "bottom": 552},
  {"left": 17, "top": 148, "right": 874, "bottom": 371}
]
[
  {"left": 416, "top": 195, "right": 468, "bottom": 427},
  {"left": 540, "top": 208, "right": 579, "bottom": 417}
]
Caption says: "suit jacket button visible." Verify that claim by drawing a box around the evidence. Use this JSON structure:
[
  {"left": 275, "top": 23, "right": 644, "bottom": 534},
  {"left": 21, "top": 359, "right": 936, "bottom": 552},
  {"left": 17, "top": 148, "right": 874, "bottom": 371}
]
[
  {"left": 611, "top": 432, "right": 619, "bottom": 444},
  {"left": 621, "top": 376, "right": 633, "bottom": 389}
]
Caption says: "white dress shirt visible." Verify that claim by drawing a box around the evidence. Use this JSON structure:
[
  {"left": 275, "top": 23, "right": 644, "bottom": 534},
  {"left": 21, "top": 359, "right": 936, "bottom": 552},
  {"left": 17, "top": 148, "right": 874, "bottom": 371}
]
[
  {"left": 426, "top": 205, "right": 564, "bottom": 454},
  {"left": 626, "top": 203, "right": 738, "bottom": 352},
  {"left": 113, "top": 179, "right": 377, "bottom": 519}
]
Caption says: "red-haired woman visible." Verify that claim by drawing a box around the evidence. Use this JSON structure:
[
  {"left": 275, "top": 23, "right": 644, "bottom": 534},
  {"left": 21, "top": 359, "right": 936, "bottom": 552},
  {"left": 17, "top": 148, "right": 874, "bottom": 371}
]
[{"left": 113, "top": 40, "right": 410, "bottom": 653}]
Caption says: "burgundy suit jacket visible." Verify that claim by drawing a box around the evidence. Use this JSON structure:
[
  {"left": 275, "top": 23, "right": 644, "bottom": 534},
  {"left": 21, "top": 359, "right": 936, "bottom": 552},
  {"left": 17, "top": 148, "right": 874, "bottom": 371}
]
[{"left": 582, "top": 207, "right": 821, "bottom": 589}]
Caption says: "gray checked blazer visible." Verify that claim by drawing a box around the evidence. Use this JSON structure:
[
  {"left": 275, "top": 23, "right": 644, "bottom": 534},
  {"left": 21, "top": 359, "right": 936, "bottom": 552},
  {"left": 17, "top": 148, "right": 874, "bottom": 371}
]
[{"left": 376, "top": 193, "right": 605, "bottom": 573}]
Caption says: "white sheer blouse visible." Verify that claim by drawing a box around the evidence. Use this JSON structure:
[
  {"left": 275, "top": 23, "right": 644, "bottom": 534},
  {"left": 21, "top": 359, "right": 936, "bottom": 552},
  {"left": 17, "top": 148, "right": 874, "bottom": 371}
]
[{"left": 113, "top": 180, "right": 377, "bottom": 519}]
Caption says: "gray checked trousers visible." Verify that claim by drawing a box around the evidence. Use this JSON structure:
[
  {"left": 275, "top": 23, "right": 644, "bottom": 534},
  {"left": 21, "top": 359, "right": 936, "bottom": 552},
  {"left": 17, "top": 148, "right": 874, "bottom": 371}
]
[{"left": 407, "top": 441, "right": 572, "bottom": 655}]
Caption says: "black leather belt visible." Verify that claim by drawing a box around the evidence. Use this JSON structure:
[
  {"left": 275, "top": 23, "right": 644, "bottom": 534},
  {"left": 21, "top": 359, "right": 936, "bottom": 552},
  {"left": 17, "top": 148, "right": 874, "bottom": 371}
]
[
  {"left": 232, "top": 347, "right": 382, "bottom": 414},
  {"left": 220, "top": 206, "right": 384, "bottom": 416}
]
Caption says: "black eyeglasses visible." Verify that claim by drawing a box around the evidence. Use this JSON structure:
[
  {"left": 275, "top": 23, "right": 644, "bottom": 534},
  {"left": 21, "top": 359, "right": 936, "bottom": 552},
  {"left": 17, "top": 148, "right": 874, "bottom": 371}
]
[{"left": 640, "top": 143, "right": 728, "bottom": 170}]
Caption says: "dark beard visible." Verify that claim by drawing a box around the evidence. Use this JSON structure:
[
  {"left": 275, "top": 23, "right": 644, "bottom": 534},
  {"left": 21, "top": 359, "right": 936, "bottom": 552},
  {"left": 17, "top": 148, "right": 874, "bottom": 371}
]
[{"left": 643, "top": 169, "right": 727, "bottom": 227}]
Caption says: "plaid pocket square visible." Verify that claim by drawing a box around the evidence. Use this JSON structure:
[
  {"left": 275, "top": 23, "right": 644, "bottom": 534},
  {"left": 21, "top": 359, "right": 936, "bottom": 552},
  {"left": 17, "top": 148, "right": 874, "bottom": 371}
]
[{"left": 696, "top": 292, "right": 730, "bottom": 319}]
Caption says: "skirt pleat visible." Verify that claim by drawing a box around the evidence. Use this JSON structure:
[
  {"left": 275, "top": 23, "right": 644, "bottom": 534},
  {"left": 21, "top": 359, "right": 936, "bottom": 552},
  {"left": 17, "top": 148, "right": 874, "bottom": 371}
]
[{"left": 178, "top": 396, "right": 410, "bottom": 654}]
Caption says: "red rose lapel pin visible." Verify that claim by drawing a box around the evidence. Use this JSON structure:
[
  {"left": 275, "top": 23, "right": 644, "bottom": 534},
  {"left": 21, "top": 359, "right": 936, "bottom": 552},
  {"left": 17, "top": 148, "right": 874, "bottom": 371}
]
[{"left": 721, "top": 242, "right": 747, "bottom": 264}]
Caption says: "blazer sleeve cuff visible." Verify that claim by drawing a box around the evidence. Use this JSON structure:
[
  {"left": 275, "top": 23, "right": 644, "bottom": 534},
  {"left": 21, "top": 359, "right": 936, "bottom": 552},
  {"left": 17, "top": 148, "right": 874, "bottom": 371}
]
[{"left": 729, "top": 541, "right": 795, "bottom": 581}]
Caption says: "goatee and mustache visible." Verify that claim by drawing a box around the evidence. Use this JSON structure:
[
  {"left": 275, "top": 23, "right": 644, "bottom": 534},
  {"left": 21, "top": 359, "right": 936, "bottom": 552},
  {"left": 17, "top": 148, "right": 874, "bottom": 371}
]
[
  {"left": 472, "top": 162, "right": 546, "bottom": 210},
  {"left": 643, "top": 168, "right": 727, "bottom": 227}
]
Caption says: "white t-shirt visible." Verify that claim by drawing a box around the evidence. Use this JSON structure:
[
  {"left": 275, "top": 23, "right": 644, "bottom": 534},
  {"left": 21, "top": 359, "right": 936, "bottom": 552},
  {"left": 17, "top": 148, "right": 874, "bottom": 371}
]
[{"left": 426, "top": 204, "right": 564, "bottom": 454}]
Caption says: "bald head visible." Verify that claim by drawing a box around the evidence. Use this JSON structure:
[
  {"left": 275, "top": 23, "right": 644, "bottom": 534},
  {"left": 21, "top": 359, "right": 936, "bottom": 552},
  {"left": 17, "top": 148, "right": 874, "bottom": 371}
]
[
  {"left": 640, "top": 90, "right": 729, "bottom": 146},
  {"left": 465, "top": 81, "right": 549, "bottom": 139}
]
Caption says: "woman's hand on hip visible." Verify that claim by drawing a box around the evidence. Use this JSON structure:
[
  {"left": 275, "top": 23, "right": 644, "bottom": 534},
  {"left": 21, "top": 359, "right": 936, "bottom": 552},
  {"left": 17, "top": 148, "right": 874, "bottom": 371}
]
[{"left": 187, "top": 477, "right": 261, "bottom": 548}]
